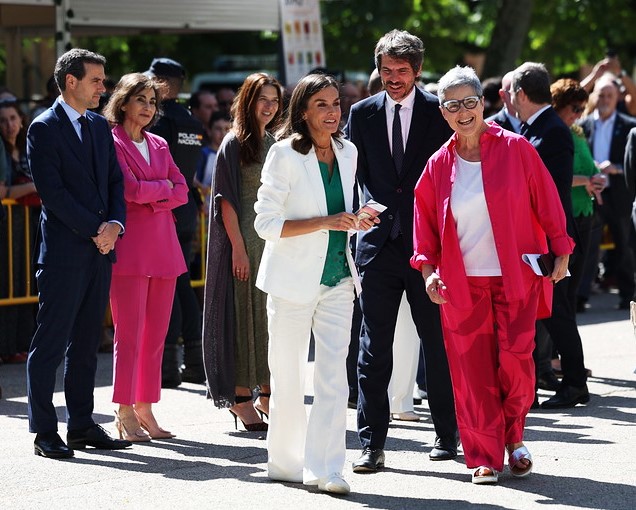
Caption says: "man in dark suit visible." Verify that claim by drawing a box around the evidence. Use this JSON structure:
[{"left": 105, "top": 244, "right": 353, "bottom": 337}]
[
  {"left": 509, "top": 62, "right": 589, "bottom": 409},
  {"left": 578, "top": 75, "right": 636, "bottom": 310},
  {"left": 346, "top": 30, "right": 457, "bottom": 473},
  {"left": 27, "top": 48, "right": 131, "bottom": 458},
  {"left": 486, "top": 71, "right": 521, "bottom": 133}
]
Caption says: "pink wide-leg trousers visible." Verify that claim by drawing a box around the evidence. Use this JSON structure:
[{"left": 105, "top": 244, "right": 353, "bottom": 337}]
[
  {"left": 110, "top": 275, "right": 177, "bottom": 405},
  {"left": 440, "top": 276, "right": 538, "bottom": 472}
]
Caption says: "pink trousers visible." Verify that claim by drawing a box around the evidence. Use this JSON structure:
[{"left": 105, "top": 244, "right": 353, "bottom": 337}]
[
  {"left": 440, "top": 276, "right": 538, "bottom": 472},
  {"left": 110, "top": 275, "right": 176, "bottom": 405}
]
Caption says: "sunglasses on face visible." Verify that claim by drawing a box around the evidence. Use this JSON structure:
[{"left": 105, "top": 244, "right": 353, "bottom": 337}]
[{"left": 440, "top": 95, "right": 482, "bottom": 113}]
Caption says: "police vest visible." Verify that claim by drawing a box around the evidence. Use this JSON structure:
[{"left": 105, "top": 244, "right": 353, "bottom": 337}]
[{"left": 150, "top": 99, "right": 204, "bottom": 186}]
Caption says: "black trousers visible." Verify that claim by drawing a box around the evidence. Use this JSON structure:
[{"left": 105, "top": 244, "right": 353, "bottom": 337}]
[
  {"left": 357, "top": 236, "right": 456, "bottom": 450},
  {"left": 540, "top": 276, "right": 587, "bottom": 388},
  {"left": 165, "top": 229, "right": 202, "bottom": 347}
]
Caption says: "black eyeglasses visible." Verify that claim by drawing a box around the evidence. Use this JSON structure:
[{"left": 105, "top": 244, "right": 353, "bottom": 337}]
[
  {"left": 570, "top": 104, "right": 585, "bottom": 114},
  {"left": 440, "top": 95, "right": 482, "bottom": 113}
]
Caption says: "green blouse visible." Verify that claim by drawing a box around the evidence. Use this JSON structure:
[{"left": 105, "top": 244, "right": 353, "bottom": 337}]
[
  {"left": 571, "top": 128, "right": 597, "bottom": 218},
  {"left": 318, "top": 159, "right": 350, "bottom": 286}
]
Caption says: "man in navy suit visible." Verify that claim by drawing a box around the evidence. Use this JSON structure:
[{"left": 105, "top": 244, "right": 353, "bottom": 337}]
[
  {"left": 486, "top": 71, "right": 521, "bottom": 133},
  {"left": 27, "top": 48, "right": 130, "bottom": 458},
  {"left": 346, "top": 30, "right": 457, "bottom": 472},
  {"left": 509, "top": 62, "right": 589, "bottom": 409}
]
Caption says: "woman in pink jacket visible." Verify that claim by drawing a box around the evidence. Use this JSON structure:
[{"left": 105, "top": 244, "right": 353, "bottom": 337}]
[
  {"left": 103, "top": 73, "right": 188, "bottom": 441},
  {"left": 411, "top": 66, "right": 574, "bottom": 484}
]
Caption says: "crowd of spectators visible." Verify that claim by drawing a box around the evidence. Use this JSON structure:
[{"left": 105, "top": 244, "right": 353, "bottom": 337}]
[{"left": 2, "top": 35, "right": 636, "bottom": 493}]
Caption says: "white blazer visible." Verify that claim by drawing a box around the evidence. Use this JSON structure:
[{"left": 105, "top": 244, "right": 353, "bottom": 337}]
[{"left": 254, "top": 137, "right": 361, "bottom": 303}]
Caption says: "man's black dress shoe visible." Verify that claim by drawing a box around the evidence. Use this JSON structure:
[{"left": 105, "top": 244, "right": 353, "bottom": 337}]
[
  {"left": 429, "top": 435, "right": 458, "bottom": 461},
  {"left": 537, "top": 371, "right": 560, "bottom": 391},
  {"left": 67, "top": 424, "right": 132, "bottom": 450},
  {"left": 352, "top": 447, "right": 385, "bottom": 473},
  {"left": 541, "top": 384, "right": 590, "bottom": 409},
  {"left": 34, "top": 432, "right": 74, "bottom": 459},
  {"left": 530, "top": 393, "right": 540, "bottom": 409},
  {"left": 617, "top": 299, "right": 631, "bottom": 311}
]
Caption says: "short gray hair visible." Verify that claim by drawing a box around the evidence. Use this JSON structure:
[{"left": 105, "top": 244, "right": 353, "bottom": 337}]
[{"left": 437, "top": 66, "right": 482, "bottom": 103}]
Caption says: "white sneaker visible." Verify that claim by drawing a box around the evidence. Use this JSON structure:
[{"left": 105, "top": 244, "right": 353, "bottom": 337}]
[{"left": 318, "top": 473, "right": 350, "bottom": 495}]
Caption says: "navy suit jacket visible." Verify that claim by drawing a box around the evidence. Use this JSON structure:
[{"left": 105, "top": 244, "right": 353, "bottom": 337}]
[
  {"left": 524, "top": 107, "right": 576, "bottom": 241},
  {"left": 27, "top": 98, "right": 125, "bottom": 266},
  {"left": 486, "top": 107, "right": 516, "bottom": 133},
  {"left": 346, "top": 88, "right": 453, "bottom": 267},
  {"left": 579, "top": 111, "right": 636, "bottom": 217}
]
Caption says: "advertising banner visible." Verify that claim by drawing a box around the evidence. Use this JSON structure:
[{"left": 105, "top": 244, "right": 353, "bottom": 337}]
[{"left": 279, "top": 0, "right": 325, "bottom": 86}]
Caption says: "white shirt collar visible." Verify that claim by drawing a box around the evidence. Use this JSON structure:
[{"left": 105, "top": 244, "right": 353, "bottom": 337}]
[
  {"left": 593, "top": 109, "right": 617, "bottom": 125},
  {"left": 385, "top": 86, "right": 416, "bottom": 112},
  {"left": 59, "top": 97, "right": 85, "bottom": 123},
  {"left": 526, "top": 104, "right": 552, "bottom": 126}
]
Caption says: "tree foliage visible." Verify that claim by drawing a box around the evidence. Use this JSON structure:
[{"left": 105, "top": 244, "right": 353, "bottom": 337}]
[
  {"left": 66, "top": 0, "right": 636, "bottom": 87},
  {"left": 322, "top": 0, "right": 636, "bottom": 79}
]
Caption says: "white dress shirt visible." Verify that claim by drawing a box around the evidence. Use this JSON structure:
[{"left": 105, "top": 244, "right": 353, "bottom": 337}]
[{"left": 384, "top": 86, "right": 416, "bottom": 154}]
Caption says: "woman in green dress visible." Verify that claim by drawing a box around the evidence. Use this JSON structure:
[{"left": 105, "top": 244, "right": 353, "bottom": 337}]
[{"left": 203, "top": 73, "right": 283, "bottom": 431}]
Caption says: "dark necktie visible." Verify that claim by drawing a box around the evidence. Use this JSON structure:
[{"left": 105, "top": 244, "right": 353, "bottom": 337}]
[
  {"left": 78, "top": 115, "right": 93, "bottom": 164},
  {"left": 390, "top": 104, "right": 404, "bottom": 239},
  {"left": 519, "top": 121, "right": 530, "bottom": 137},
  {"left": 392, "top": 103, "right": 404, "bottom": 174}
]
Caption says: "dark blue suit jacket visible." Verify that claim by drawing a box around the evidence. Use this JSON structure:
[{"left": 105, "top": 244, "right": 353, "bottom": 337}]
[
  {"left": 346, "top": 88, "right": 453, "bottom": 267},
  {"left": 524, "top": 107, "right": 577, "bottom": 243},
  {"left": 579, "top": 111, "right": 636, "bottom": 217},
  {"left": 486, "top": 107, "right": 516, "bottom": 133},
  {"left": 27, "top": 99, "right": 125, "bottom": 266}
]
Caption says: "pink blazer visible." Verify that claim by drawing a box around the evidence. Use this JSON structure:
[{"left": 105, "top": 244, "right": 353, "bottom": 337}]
[
  {"left": 111, "top": 124, "right": 188, "bottom": 278},
  {"left": 411, "top": 123, "right": 574, "bottom": 318}
]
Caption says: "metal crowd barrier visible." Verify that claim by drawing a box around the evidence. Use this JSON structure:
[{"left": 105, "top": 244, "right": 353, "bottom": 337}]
[
  {"left": 0, "top": 199, "right": 37, "bottom": 305},
  {"left": 0, "top": 199, "right": 208, "bottom": 305},
  {"left": 1, "top": 197, "right": 615, "bottom": 304}
]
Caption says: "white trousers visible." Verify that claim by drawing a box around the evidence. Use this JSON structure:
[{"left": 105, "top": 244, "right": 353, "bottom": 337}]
[
  {"left": 266, "top": 278, "right": 354, "bottom": 484},
  {"left": 388, "top": 292, "right": 420, "bottom": 413}
]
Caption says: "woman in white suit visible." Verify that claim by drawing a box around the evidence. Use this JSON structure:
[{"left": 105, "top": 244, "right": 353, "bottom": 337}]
[{"left": 254, "top": 73, "right": 377, "bottom": 495}]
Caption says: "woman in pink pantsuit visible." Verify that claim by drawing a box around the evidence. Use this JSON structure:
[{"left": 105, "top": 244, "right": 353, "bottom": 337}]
[
  {"left": 410, "top": 66, "right": 574, "bottom": 484},
  {"left": 103, "top": 73, "right": 188, "bottom": 441}
]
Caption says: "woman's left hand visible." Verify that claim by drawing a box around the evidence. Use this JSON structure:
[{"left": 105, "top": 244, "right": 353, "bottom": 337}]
[{"left": 550, "top": 254, "right": 570, "bottom": 284}]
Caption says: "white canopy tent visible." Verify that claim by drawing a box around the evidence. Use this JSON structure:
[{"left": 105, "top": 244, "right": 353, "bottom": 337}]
[{"left": 0, "top": 0, "right": 279, "bottom": 96}]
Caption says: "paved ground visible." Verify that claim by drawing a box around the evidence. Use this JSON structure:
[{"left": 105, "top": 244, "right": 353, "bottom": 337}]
[{"left": 1, "top": 291, "right": 635, "bottom": 510}]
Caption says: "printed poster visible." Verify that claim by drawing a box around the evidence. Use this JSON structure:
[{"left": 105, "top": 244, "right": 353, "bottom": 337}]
[{"left": 279, "top": 0, "right": 326, "bottom": 86}]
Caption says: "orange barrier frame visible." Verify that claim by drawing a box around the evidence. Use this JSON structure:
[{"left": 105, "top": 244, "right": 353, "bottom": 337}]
[{"left": 1, "top": 199, "right": 208, "bottom": 305}]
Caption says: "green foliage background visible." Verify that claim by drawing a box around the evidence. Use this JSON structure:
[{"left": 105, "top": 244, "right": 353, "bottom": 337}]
[{"left": 14, "top": 0, "right": 636, "bottom": 87}]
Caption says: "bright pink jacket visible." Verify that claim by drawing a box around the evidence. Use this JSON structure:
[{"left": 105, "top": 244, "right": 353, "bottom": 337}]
[
  {"left": 410, "top": 123, "right": 574, "bottom": 317},
  {"left": 111, "top": 124, "right": 188, "bottom": 278}
]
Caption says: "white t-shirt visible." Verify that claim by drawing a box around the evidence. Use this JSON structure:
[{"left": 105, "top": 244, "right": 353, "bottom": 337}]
[
  {"left": 450, "top": 153, "right": 502, "bottom": 276},
  {"left": 133, "top": 138, "right": 150, "bottom": 164}
]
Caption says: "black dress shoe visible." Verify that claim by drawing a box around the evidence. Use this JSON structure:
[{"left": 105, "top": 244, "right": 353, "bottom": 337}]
[
  {"left": 530, "top": 393, "right": 540, "bottom": 409},
  {"left": 34, "top": 432, "right": 74, "bottom": 459},
  {"left": 617, "top": 299, "right": 631, "bottom": 310},
  {"left": 352, "top": 447, "right": 385, "bottom": 473},
  {"left": 429, "top": 435, "right": 458, "bottom": 461},
  {"left": 541, "top": 384, "right": 590, "bottom": 409},
  {"left": 67, "top": 424, "right": 132, "bottom": 450},
  {"left": 537, "top": 371, "right": 560, "bottom": 391}
]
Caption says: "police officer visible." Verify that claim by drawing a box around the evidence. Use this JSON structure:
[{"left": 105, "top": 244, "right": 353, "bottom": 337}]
[{"left": 145, "top": 58, "right": 206, "bottom": 386}]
